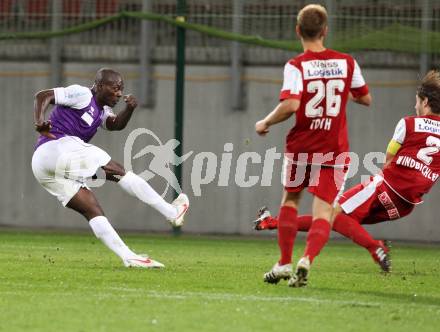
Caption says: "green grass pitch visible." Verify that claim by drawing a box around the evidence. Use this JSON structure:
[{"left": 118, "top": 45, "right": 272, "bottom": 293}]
[{"left": 0, "top": 230, "right": 439, "bottom": 332}]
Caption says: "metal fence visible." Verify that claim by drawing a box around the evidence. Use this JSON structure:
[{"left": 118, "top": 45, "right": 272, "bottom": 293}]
[{"left": 0, "top": 0, "right": 438, "bottom": 68}]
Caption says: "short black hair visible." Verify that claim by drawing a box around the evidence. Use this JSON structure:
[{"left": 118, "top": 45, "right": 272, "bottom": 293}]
[{"left": 95, "top": 68, "right": 122, "bottom": 85}]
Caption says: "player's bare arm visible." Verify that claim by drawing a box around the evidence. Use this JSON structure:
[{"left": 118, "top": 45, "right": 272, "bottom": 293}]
[
  {"left": 106, "top": 94, "right": 138, "bottom": 131},
  {"left": 34, "top": 89, "right": 56, "bottom": 139},
  {"left": 383, "top": 139, "right": 401, "bottom": 169},
  {"left": 255, "top": 98, "right": 300, "bottom": 136},
  {"left": 349, "top": 92, "right": 372, "bottom": 106}
]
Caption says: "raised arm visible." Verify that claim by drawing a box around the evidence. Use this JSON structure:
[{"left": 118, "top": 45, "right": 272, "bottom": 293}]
[
  {"left": 106, "top": 94, "right": 138, "bottom": 131},
  {"left": 34, "top": 89, "right": 56, "bottom": 139}
]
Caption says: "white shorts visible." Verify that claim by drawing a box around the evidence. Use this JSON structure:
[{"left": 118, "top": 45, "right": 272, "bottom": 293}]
[{"left": 31, "top": 136, "right": 111, "bottom": 206}]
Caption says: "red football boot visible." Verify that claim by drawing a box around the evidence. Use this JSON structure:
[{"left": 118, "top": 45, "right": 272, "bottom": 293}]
[
  {"left": 253, "top": 207, "right": 278, "bottom": 230},
  {"left": 370, "top": 240, "right": 392, "bottom": 273}
]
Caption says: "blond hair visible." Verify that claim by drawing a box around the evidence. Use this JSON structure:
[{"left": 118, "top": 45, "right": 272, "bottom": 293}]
[{"left": 297, "top": 4, "right": 328, "bottom": 40}]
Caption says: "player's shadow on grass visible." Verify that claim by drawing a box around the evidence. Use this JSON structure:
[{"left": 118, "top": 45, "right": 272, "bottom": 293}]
[{"left": 317, "top": 287, "right": 440, "bottom": 307}]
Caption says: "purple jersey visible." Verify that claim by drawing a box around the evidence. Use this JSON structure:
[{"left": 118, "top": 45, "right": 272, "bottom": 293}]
[{"left": 35, "top": 85, "right": 114, "bottom": 149}]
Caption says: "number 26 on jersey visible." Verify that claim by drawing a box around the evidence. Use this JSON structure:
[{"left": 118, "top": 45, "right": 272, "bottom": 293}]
[{"left": 306, "top": 79, "right": 345, "bottom": 131}]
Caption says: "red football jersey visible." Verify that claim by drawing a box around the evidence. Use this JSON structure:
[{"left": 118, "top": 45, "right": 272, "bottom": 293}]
[
  {"left": 383, "top": 115, "right": 440, "bottom": 204},
  {"left": 279, "top": 49, "right": 369, "bottom": 166}
]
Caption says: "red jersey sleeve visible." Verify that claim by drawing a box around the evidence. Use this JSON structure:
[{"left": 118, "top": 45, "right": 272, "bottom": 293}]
[
  {"left": 349, "top": 60, "right": 369, "bottom": 98},
  {"left": 279, "top": 61, "right": 303, "bottom": 101}
]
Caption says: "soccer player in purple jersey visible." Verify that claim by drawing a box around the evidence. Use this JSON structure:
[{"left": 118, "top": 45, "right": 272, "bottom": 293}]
[{"left": 32, "top": 68, "right": 189, "bottom": 268}]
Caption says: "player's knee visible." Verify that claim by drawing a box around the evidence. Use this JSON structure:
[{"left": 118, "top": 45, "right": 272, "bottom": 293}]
[
  {"left": 313, "top": 206, "right": 333, "bottom": 223},
  {"left": 84, "top": 206, "right": 105, "bottom": 220},
  {"left": 282, "top": 190, "right": 302, "bottom": 208},
  {"left": 333, "top": 203, "right": 342, "bottom": 215},
  {"left": 69, "top": 204, "right": 104, "bottom": 221}
]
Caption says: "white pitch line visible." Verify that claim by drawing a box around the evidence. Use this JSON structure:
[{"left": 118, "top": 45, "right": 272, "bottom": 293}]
[
  {"left": 108, "top": 287, "right": 382, "bottom": 308},
  {"left": 0, "top": 281, "right": 379, "bottom": 307},
  {"left": 2, "top": 282, "right": 440, "bottom": 310},
  {"left": 0, "top": 287, "right": 380, "bottom": 308}
]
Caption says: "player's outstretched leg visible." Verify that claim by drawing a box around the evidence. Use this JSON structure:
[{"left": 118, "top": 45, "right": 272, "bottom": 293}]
[
  {"left": 253, "top": 207, "right": 277, "bottom": 230},
  {"left": 118, "top": 171, "right": 189, "bottom": 225},
  {"left": 253, "top": 207, "right": 312, "bottom": 231},
  {"left": 67, "top": 188, "right": 164, "bottom": 268},
  {"left": 103, "top": 161, "right": 189, "bottom": 226},
  {"left": 370, "top": 240, "right": 392, "bottom": 273},
  {"left": 333, "top": 213, "right": 392, "bottom": 272}
]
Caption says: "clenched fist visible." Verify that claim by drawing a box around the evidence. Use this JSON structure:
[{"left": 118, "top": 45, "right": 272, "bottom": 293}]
[
  {"left": 123, "top": 94, "right": 138, "bottom": 111},
  {"left": 255, "top": 120, "right": 270, "bottom": 136}
]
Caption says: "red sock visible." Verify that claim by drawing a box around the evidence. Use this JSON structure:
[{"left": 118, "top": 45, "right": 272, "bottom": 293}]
[
  {"left": 332, "top": 213, "right": 381, "bottom": 253},
  {"left": 277, "top": 206, "right": 298, "bottom": 265},
  {"left": 271, "top": 215, "right": 312, "bottom": 231},
  {"left": 297, "top": 215, "right": 313, "bottom": 231},
  {"left": 303, "top": 218, "right": 331, "bottom": 264},
  {"left": 274, "top": 213, "right": 380, "bottom": 255}
]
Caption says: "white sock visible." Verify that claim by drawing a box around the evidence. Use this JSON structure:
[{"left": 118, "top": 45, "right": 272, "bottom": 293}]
[
  {"left": 89, "top": 216, "right": 136, "bottom": 261},
  {"left": 118, "top": 171, "right": 178, "bottom": 219}
]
